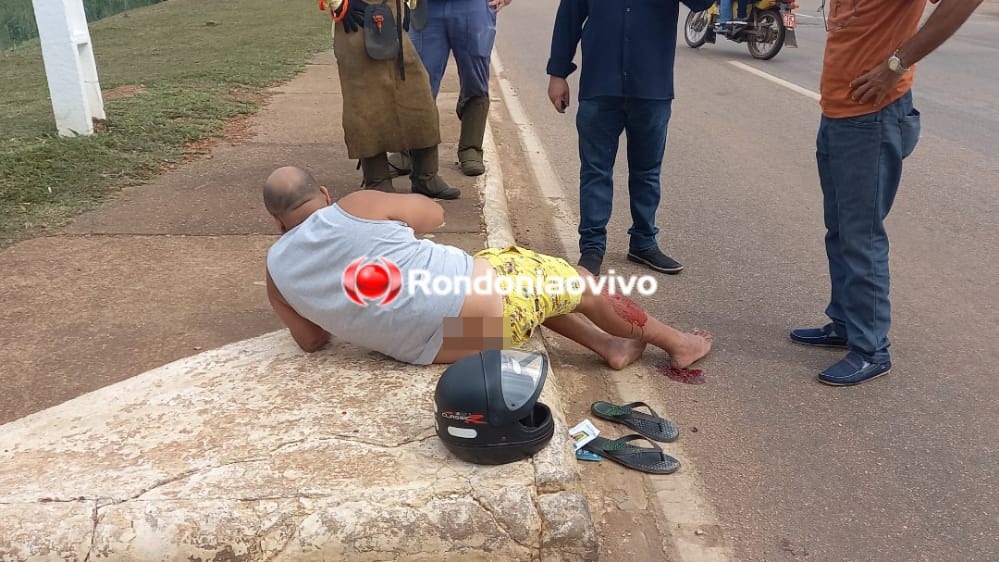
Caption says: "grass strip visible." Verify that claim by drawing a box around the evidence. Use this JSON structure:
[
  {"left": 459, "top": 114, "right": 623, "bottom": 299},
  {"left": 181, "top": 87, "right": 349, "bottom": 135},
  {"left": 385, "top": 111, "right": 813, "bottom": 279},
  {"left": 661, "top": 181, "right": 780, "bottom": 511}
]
[{"left": 0, "top": 0, "right": 332, "bottom": 246}]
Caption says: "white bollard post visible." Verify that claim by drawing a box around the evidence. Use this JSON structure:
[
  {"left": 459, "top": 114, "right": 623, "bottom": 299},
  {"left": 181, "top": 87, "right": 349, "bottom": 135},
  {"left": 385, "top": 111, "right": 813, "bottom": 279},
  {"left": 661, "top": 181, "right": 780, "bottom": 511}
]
[{"left": 31, "top": 0, "right": 106, "bottom": 136}]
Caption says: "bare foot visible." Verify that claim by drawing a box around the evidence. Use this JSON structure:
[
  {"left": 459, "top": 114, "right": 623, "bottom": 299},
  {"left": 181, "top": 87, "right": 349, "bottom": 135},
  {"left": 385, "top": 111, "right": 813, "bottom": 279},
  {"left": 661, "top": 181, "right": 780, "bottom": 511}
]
[
  {"left": 694, "top": 328, "right": 714, "bottom": 344},
  {"left": 605, "top": 338, "right": 647, "bottom": 370},
  {"left": 668, "top": 329, "right": 714, "bottom": 369}
]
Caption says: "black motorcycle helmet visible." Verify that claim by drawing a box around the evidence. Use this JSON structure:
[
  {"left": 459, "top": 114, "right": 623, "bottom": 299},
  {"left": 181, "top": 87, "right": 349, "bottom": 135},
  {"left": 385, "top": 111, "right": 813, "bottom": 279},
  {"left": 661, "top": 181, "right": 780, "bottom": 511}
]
[{"left": 434, "top": 349, "right": 555, "bottom": 465}]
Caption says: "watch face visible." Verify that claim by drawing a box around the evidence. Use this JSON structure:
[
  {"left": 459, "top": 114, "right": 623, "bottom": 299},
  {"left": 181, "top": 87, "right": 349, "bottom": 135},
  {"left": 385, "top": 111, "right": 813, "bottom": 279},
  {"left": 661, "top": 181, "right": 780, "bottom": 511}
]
[{"left": 889, "top": 57, "right": 901, "bottom": 72}]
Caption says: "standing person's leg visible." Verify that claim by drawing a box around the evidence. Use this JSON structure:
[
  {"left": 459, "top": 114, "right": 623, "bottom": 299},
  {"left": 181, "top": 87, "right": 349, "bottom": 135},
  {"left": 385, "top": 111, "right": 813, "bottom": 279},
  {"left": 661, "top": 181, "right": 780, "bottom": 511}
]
[
  {"left": 449, "top": 0, "right": 495, "bottom": 176},
  {"left": 718, "top": 0, "right": 733, "bottom": 24},
  {"left": 809, "top": 92, "right": 920, "bottom": 386},
  {"left": 408, "top": 0, "right": 451, "bottom": 99},
  {"left": 623, "top": 98, "right": 682, "bottom": 274},
  {"left": 736, "top": 0, "right": 749, "bottom": 20},
  {"left": 790, "top": 114, "right": 850, "bottom": 348},
  {"left": 333, "top": 17, "right": 401, "bottom": 191},
  {"left": 409, "top": 144, "right": 462, "bottom": 200},
  {"left": 359, "top": 153, "right": 395, "bottom": 191},
  {"left": 401, "top": 4, "right": 461, "bottom": 201},
  {"left": 392, "top": 0, "right": 452, "bottom": 178},
  {"left": 576, "top": 97, "right": 626, "bottom": 276}
]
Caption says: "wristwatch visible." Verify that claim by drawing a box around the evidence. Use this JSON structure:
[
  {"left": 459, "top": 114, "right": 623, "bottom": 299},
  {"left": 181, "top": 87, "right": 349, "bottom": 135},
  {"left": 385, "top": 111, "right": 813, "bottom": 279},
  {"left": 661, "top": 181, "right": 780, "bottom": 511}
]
[{"left": 887, "top": 51, "right": 909, "bottom": 75}]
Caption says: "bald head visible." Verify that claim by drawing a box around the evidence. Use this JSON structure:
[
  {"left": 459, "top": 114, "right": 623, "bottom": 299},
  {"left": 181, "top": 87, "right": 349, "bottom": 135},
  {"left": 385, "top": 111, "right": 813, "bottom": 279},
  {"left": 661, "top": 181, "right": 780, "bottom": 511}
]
[{"left": 263, "top": 166, "right": 327, "bottom": 227}]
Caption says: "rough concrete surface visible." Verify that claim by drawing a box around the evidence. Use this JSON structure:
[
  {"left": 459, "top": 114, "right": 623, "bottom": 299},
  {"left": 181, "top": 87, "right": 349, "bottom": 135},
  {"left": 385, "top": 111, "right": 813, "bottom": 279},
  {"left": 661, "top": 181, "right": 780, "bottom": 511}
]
[{"left": 0, "top": 331, "right": 594, "bottom": 561}]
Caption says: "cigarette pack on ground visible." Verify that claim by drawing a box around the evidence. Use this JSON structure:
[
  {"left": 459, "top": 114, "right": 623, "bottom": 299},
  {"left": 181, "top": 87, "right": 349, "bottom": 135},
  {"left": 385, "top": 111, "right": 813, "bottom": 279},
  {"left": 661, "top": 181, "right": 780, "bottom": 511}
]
[{"left": 568, "top": 418, "right": 600, "bottom": 451}]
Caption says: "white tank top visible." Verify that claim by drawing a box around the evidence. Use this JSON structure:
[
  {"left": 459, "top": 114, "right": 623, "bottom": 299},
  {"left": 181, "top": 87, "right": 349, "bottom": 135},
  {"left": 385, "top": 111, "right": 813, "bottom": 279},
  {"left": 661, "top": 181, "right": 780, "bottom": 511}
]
[{"left": 266, "top": 204, "right": 473, "bottom": 364}]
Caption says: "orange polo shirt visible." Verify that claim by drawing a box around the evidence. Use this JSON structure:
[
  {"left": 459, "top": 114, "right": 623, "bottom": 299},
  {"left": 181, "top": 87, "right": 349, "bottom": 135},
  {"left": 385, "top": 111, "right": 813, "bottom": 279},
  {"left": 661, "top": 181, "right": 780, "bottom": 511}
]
[{"left": 820, "top": 0, "right": 929, "bottom": 118}]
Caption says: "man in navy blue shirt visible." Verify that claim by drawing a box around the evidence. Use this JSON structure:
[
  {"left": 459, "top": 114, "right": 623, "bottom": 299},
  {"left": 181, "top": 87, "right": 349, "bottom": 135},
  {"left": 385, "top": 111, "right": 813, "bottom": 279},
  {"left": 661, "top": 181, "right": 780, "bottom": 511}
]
[{"left": 546, "top": 0, "right": 712, "bottom": 276}]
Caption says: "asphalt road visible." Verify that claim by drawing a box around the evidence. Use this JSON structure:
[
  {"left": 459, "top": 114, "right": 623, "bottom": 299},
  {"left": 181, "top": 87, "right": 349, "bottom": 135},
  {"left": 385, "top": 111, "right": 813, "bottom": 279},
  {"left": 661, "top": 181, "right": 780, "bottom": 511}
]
[{"left": 493, "top": 1, "right": 999, "bottom": 560}]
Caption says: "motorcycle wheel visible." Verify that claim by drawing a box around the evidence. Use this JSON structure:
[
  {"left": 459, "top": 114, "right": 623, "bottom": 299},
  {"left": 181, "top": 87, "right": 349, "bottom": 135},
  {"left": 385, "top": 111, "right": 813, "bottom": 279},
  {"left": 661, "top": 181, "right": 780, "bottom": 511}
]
[
  {"left": 747, "top": 9, "right": 786, "bottom": 60},
  {"left": 684, "top": 9, "right": 711, "bottom": 48}
]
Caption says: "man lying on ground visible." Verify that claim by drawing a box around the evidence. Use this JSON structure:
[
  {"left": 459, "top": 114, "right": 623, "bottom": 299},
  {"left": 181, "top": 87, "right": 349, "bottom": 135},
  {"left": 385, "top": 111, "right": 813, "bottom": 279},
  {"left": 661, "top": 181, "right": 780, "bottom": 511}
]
[{"left": 262, "top": 166, "right": 713, "bottom": 369}]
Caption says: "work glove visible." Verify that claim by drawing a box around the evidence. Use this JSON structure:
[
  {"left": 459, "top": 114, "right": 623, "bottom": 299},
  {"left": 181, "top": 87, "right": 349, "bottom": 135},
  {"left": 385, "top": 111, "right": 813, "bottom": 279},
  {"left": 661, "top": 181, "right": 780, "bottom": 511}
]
[{"left": 342, "top": 0, "right": 370, "bottom": 33}]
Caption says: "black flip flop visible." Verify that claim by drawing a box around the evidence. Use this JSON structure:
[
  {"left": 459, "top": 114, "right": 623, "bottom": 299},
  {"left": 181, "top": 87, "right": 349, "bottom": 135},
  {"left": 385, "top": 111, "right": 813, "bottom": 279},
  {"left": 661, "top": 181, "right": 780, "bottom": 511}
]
[
  {"left": 581, "top": 435, "right": 680, "bottom": 475},
  {"left": 591, "top": 401, "right": 679, "bottom": 442}
]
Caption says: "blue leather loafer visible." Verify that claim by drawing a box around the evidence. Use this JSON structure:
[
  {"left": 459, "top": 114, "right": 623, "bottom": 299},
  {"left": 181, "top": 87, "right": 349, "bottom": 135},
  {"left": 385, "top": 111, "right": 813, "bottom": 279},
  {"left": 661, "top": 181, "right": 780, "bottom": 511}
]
[
  {"left": 790, "top": 324, "right": 848, "bottom": 349},
  {"left": 818, "top": 352, "right": 892, "bottom": 386}
]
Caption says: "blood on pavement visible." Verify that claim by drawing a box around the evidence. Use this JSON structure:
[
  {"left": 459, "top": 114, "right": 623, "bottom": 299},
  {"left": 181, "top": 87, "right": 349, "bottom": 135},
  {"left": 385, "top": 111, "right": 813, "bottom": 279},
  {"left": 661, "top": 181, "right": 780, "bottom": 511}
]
[{"left": 655, "top": 361, "right": 706, "bottom": 385}]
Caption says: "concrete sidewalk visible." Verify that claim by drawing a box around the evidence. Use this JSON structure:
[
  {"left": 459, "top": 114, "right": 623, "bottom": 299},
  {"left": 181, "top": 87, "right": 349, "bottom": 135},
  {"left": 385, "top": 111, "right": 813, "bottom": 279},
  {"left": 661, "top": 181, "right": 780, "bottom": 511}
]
[{"left": 0, "top": 50, "right": 597, "bottom": 560}]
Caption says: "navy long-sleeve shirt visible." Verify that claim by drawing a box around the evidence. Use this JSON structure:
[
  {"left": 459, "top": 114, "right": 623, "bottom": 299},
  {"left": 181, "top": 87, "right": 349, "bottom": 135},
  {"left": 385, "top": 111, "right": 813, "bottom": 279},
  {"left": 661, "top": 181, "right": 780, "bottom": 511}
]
[{"left": 546, "top": 0, "right": 714, "bottom": 101}]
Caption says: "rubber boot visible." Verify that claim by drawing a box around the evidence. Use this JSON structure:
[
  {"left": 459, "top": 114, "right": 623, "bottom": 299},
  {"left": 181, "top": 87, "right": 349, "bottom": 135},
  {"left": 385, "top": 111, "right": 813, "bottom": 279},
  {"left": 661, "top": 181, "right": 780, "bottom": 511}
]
[
  {"left": 410, "top": 145, "right": 461, "bottom": 200},
  {"left": 387, "top": 151, "right": 411, "bottom": 178},
  {"left": 456, "top": 96, "right": 489, "bottom": 177},
  {"left": 359, "top": 153, "right": 395, "bottom": 192}
]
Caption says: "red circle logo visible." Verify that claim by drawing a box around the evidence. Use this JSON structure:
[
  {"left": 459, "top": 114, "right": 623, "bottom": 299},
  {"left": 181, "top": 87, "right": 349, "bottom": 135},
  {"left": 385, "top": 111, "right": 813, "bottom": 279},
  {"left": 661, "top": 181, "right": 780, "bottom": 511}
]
[
  {"left": 355, "top": 263, "right": 390, "bottom": 299},
  {"left": 342, "top": 257, "right": 402, "bottom": 307}
]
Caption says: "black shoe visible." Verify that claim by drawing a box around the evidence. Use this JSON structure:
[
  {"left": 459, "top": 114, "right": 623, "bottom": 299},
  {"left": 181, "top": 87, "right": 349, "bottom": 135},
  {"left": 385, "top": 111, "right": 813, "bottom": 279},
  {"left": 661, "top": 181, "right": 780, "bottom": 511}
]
[
  {"left": 578, "top": 251, "right": 603, "bottom": 276},
  {"left": 627, "top": 247, "right": 683, "bottom": 275}
]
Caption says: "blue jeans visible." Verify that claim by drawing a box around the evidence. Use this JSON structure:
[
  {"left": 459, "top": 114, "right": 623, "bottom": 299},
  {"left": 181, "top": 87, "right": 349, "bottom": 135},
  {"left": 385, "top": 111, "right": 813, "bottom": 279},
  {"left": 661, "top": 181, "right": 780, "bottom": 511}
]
[
  {"left": 576, "top": 97, "right": 673, "bottom": 255},
  {"left": 817, "top": 90, "right": 921, "bottom": 363},
  {"left": 719, "top": 0, "right": 749, "bottom": 21},
  {"left": 409, "top": 0, "right": 496, "bottom": 100}
]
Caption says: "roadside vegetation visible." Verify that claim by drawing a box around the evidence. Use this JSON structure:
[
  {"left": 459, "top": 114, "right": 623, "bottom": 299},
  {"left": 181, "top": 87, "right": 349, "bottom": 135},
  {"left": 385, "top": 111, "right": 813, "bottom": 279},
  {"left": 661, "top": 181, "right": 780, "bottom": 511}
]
[
  {"left": 1, "top": 0, "right": 165, "bottom": 50},
  {"left": 0, "top": 0, "right": 330, "bottom": 246}
]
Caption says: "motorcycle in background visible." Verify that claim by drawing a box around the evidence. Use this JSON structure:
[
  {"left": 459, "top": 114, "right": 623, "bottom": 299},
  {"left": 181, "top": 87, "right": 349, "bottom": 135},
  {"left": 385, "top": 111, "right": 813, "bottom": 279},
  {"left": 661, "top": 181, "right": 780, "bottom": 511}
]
[{"left": 684, "top": 0, "right": 799, "bottom": 60}]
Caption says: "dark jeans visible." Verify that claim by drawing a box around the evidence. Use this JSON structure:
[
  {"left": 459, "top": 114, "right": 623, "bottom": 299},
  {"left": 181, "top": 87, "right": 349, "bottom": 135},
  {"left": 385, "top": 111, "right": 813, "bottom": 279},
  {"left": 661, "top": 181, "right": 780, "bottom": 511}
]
[
  {"left": 817, "top": 90, "right": 921, "bottom": 363},
  {"left": 576, "top": 96, "right": 673, "bottom": 255}
]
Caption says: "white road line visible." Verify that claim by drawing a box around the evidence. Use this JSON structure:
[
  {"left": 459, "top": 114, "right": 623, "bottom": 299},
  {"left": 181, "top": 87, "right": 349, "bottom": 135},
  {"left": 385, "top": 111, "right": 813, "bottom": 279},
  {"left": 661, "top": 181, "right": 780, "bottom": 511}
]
[
  {"left": 729, "top": 60, "right": 821, "bottom": 101},
  {"left": 489, "top": 49, "right": 734, "bottom": 562}
]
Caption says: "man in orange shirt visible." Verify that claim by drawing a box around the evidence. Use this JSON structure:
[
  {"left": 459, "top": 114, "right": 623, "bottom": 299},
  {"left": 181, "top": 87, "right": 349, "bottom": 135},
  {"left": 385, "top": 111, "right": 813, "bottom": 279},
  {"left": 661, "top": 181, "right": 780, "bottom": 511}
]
[{"left": 790, "top": 0, "right": 982, "bottom": 386}]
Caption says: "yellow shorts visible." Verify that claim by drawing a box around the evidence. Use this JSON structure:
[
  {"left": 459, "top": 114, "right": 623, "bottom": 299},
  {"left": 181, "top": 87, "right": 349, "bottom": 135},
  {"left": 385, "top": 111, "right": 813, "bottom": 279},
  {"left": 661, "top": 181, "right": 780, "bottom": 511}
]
[{"left": 474, "top": 246, "right": 584, "bottom": 348}]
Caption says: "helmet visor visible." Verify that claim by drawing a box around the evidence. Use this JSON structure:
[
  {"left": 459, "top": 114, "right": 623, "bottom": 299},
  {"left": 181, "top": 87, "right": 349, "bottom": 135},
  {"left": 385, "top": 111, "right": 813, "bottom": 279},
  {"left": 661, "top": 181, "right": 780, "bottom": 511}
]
[{"left": 498, "top": 350, "right": 547, "bottom": 411}]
